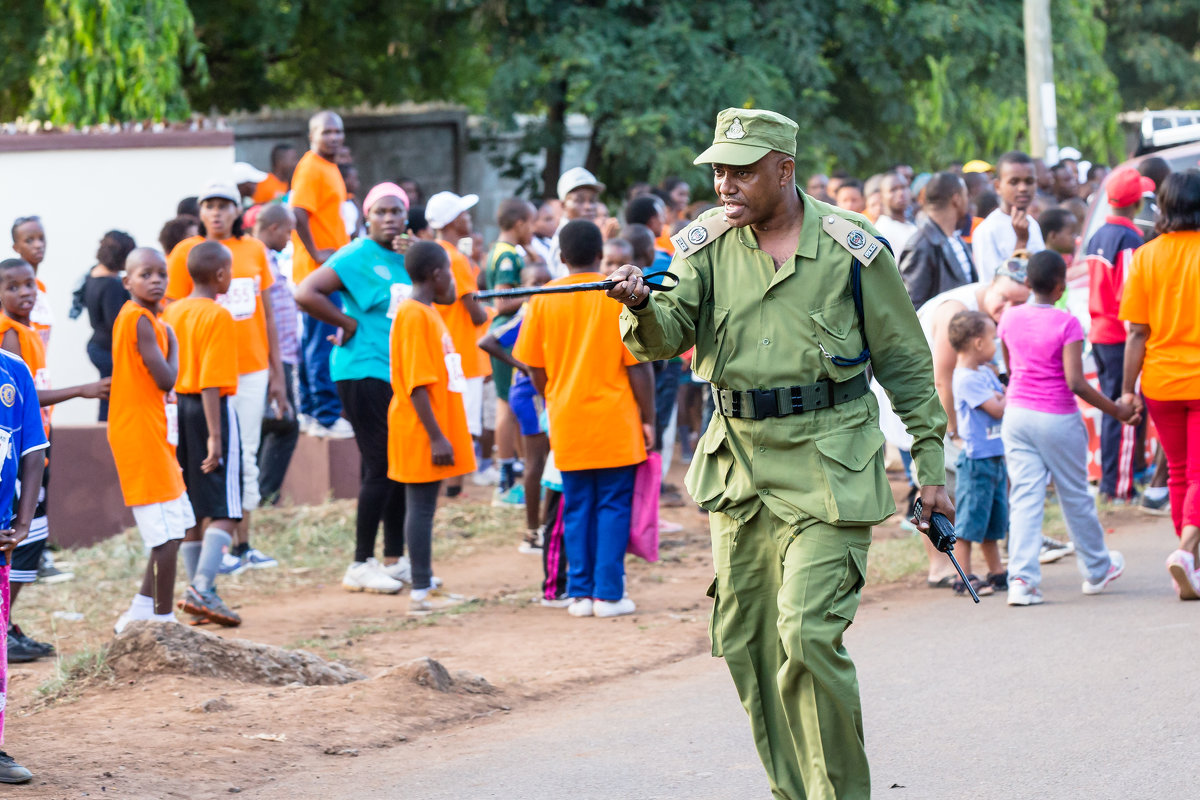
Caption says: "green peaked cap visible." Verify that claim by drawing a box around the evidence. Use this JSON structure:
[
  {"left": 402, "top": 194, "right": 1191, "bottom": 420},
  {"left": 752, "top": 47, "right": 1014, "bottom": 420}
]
[{"left": 694, "top": 108, "right": 799, "bottom": 166}]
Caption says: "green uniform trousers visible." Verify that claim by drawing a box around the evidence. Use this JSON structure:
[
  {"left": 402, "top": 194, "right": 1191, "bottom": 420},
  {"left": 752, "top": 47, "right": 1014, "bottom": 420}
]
[{"left": 708, "top": 507, "right": 871, "bottom": 800}]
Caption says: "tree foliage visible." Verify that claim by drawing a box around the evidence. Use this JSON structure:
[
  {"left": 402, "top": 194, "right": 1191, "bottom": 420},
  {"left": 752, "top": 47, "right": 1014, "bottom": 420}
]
[
  {"left": 1099, "top": 0, "right": 1200, "bottom": 109},
  {"left": 0, "top": 1, "right": 45, "bottom": 122},
  {"left": 29, "top": 0, "right": 208, "bottom": 125}
]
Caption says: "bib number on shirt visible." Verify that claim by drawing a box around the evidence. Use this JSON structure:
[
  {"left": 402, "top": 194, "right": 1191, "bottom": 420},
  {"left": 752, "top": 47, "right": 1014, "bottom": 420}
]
[
  {"left": 445, "top": 353, "right": 467, "bottom": 394},
  {"left": 165, "top": 395, "right": 179, "bottom": 447},
  {"left": 217, "top": 277, "right": 258, "bottom": 321},
  {"left": 387, "top": 283, "right": 412, "bottom": 320}
]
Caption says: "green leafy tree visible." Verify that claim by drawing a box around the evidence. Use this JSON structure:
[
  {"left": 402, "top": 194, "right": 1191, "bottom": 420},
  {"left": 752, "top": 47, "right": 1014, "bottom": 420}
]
[
  {"left": 1099, "top": 0, "right": 1200, "bottom": 110},
  {"left": 0, "top": 1, "right": 45, "bottom": 121},
  {"left": 29, "top": 0, "right": 208, "bottom": 125}
]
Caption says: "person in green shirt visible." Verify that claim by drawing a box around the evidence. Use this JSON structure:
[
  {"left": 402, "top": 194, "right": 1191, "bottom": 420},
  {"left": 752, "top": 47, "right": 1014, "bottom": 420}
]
[{"left": 607, "top": 108, "right": 953, "bottom": 800}]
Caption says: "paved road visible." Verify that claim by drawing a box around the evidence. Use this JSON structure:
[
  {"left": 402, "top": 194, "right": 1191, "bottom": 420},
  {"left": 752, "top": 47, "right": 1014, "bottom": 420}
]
[{"left": 260, "top": 522, "right": 1197, "bottom": 799}]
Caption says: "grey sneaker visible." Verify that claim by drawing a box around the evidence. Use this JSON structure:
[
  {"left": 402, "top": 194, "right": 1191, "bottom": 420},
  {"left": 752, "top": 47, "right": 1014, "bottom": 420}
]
[
  {"left": 1039, "top": 536, "right": 1074, "bottom": 564},
  {"left": 178, "top": 586, "right": 242, "bottom": 627},
  {"left": 38, "top": 551, "right": 74, "bottom": 584},
  {"left": 0, "top": 751, "right": 32, "bottom": 783}
]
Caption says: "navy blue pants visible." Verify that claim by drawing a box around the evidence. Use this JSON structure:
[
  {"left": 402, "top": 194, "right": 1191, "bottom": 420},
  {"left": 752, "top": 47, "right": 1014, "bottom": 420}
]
[
  {"left": 299, "top": 299, "right": 342, "bottom": 427},
  {"left": 653, "top": 360, "right": 681, "bottom": 451},
  {"left": 1093, "top": 342, "right": 1143, "bottom": 498},
  {"left": 561, "top": 464, "right": 637, "bottom": 601}
]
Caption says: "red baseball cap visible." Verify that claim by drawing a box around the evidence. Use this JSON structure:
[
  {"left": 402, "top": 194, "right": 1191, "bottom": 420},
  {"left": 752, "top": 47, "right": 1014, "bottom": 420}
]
[{"left": 1107, "top": 167, "right": 1155, "bottom": 207}]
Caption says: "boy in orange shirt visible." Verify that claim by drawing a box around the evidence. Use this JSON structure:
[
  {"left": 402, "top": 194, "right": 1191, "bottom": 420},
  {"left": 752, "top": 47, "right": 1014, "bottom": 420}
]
[
  {"left": 9, "top": 217, "right": 52, "bottom": 346},
  {"left": 513, "top": 220, "right": 655, "bottom": 619},
  {"left": 109, "top": 249, "right": 193, "bottom": 633},
  {"left": 387, "top": 242, "right": 476, "bottom": 616},
  {"left": 0, "top": 258, "right": 109, "bottom": 661},
  {"left": 161, "top": 242, "right": 244, "bottom": 627}
]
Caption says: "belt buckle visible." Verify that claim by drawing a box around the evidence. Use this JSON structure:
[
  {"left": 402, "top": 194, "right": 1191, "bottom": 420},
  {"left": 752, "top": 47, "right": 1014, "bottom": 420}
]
[{"left": 751, "top": 388, "right": 779, "bottom": 420}]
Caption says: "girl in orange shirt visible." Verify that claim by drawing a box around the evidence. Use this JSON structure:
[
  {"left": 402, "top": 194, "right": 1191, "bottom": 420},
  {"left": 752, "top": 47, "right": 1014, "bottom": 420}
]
[{"left": 387, "top": 242, "right": 476, "bottom": 616}]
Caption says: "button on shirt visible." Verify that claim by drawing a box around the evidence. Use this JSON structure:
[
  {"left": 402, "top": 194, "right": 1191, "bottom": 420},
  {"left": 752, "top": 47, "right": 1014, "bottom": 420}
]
[
  {"left": 621, "top": 193, "right": 946, "bottom": 526},
  {"left": 971, "top": 207, "right": 1045, "bottom": 282}
]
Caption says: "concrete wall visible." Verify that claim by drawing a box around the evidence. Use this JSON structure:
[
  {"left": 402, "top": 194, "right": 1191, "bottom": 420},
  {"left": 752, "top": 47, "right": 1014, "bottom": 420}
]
[{"left": 0, "top": 131, "right": 236, "bottom": 424}]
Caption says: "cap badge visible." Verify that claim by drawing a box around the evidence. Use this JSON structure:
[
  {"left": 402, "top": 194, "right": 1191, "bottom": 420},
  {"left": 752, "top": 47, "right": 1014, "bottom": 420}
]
[
  {"left": 846, "top": 230, "right": 866, "bottom": 250},
  {"left": 725, "top": 118, "right": 746, "bottom": 140},
  {"left": 688, "top": 226, "right": 708, "bottom": 245}
]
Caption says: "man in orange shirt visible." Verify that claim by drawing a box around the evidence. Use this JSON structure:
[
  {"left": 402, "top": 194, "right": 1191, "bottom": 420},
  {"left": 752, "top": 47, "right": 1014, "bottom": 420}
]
[
  {"left": 291, "top": 110, "right": 352, "bottom": 437},
  {"left": 513, "top": 220, "right": 655, "bottom": 619},
  {"left": 108, "top": 249, "right": 192, "bottom": 633},
  {"left": 161, "top": 242, "right": 244, "bottom": 628},
  {"left": 252, "top": 144, "right": 299, "bottom": 205},
  {"left": 425, "top": 191, "right": 489, "bottom": 492},
  {"left": 388, "top": 242, "right": 476, "bottom": 615}
]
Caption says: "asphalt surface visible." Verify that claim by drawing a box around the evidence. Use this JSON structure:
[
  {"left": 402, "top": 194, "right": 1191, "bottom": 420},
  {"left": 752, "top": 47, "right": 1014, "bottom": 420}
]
[{"left": 260, "top": 520, "right": 1197, "bottom": 799}]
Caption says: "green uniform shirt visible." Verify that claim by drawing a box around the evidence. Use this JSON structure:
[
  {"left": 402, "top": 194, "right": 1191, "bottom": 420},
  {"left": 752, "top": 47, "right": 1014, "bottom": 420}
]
[{"left": 621, "top": 191, "right": 946, "bottom": 526}]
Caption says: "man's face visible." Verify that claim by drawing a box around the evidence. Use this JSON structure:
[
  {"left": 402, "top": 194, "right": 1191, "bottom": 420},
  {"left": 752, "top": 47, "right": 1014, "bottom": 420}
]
[
  {"left": 712, "top": 155, "right": 792, "bottom": 227},
  {"left": 447, "top": 210, "right": 473, "bottom": 239},
  {"left": 563, "top": 187, "right": 599, "bottom": 221},
  {"left": 806, "top": 174, "right": 828, "bottom": 197},
  {"left": 835, "top": 186, "right": 865, "bottom": 214},
  {"left": 983, "top": 277, "right": 1030, "bottom": 321},
  {"left": 997, "top": 163, "right": 1036, "bottom": 211},
  {"left": 669, "top": 182, "right": 690, "bottom": 209},
  {"left": 275, "top": 148, "right": 299, "bottom": 181},
  {"left": 311, "top": 114, "right": 345, "bottom": 159},
  {"left": 895, "top": 165, "right": 915, "bottom": 183},
  {"left": 881, "top": 174, "right": 911, "bottom": 217},
  {"left": 1052, "top": 166, "right": 1078, "bottom": 200}
]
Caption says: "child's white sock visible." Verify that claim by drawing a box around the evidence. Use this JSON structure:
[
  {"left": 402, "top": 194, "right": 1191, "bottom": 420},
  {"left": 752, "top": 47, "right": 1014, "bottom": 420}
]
[
  {"left": 151, "top": 611, "right": 177, "bottom": 623},
  {"left": 130, "top": 593, "right": 154, "bottom": 613},
  {"left": 411, "top": 588, "right": 430, "bottom": 601}
]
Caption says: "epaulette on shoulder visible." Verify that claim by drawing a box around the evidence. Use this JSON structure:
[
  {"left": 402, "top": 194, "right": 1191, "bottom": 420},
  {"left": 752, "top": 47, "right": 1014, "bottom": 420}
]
[
  {"left": 820, "top": 213, "right": 886, "bottom": 266},
  {"left": 671, "top": 214, "right": 732, "bottom": 258}
]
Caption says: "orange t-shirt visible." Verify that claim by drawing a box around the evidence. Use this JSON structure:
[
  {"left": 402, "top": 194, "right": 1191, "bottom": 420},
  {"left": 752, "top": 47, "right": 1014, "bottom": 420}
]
[
  {"left": 161, "top": 298, "right": 239, "bottom": 396},
  {"left": 107, "top": 302, "right": 186, "bottom": 506},
  {"left": 387, "top": 299, "right": 477, "bottom": 483},
  {"left": 0, "top": 315, "right": 50, "bottom": 435},
  {"left": 436, "top": 241, "right": 487, "bottom": 379},
  {"left": 656, "top": 232, "right": 675, "bottom": 256},
  {"left": 512, "top": 272, "right": 646, "bottom": 471},
  {"left": 166, "top": 236, "right": 275, "bottom": 375},
  {"left": 289, "top": 150, "right": 349, "bottom": 283},
  {"left": 1119, "top": 230, "right": 1200, "bottom": 401},
  {"left": 252, "top": 173, "right": 288, "bottom": 205}
]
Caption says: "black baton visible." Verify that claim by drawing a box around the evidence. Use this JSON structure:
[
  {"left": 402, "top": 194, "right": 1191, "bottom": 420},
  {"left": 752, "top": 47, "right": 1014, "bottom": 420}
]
[{"left": 475, "top": 271, "right": 678, "bottom": 300}]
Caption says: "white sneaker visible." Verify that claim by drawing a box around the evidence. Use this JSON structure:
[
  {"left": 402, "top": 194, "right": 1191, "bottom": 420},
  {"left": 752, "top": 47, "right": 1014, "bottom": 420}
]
[
  {"left": 381, "top": 557, "right": 412, "bottom": 584},
  {"left": 298, "top": 414, "right": 317, "bottom": 435},
  {"left": 659, "top": 520, "right": 684, "bottom": 534},
  {"left": 316, "top": 417, "right": 355, "bottom": 439},
  {"left": 567, "top": 598, "right": 594, "bottom": 617},
  {"left": 114, "top": 609, "right": 151, "bottom": 634},
  {"left": 342, "top": 560, "right": 404, "bottom": 594},
  {"left": 539, "top": 596, "right": 573, "bottom": 608},
  {"left": 471, "top": 465, "right": 500, "bottom": 486},
  {"left": 594, "top": 598, "right": 637, "bottom": 618},
  {"left": 1007, "top": 577, "right": 1044, "bottom": 606},
  {"left": 1166, "top": 550, "right": 1200, "bottom": 600},
  {"left": 407, "top": 592, "right": 466, "bottom": 616},
  {"left": 1083, "top": 550, "right": 1125, "bottom": 595}
]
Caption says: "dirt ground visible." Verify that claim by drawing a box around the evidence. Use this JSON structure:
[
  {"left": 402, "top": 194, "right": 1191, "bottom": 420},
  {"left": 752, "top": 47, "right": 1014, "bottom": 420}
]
[{"left": 3, "top": 462, "right": 1077, "bottom": 799}]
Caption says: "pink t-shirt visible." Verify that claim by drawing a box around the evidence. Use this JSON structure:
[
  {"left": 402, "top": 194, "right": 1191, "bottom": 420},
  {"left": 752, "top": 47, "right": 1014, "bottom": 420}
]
[{"left": 997, "top": 303, "right": 1084, "bottom": 414}]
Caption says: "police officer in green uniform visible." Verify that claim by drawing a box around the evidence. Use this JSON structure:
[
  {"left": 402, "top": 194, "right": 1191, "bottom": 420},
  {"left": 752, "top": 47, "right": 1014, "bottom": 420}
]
[{"left": 606, "top": 108, "right": 954, "bottom": 800}]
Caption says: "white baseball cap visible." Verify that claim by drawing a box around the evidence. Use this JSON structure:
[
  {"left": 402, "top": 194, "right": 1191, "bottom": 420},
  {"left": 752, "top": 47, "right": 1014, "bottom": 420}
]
[
  {"left": 233, "top": 161, "right": 269, "bottom": 184},
  {"left": 425, "top": 191, "right": 479, "bottom": 230},
  {"left": 556, "top": 167, "right": 605, "bottom": 202},
  {"left": 1057, "top": 146, "right": 1082, "bottom": 162},
  {"left": 198, "top": 182, "right": 241, "bottom": 204}
]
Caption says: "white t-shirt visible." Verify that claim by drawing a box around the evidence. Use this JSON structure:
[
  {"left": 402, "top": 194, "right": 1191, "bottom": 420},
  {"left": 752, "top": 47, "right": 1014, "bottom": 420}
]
[
  {"left": 873, "top": 215, "right": 918, "bottom": 256},
  {"left": 971, "top": 207, "right": 1044, "bottom": 282}
]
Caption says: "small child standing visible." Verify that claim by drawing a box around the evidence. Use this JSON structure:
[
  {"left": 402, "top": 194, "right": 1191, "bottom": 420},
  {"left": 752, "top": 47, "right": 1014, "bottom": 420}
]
[
  {"left": 948, "top": 310, "right": 1008, "bottom": 597},
  {"left": 0, "top": 348, "right": 48, "bottom": 784},
  {"left": 0, "top": 258, "right": 108, "bottom": 662},
  {"left": 387, "top": 242, "right": 476, "bottom": 616},
  {"left": 109, "top": 249, "right": 192, "bottom": 633},
  {"left": 998, "top": 250, "right": 1136, "bottom": 606},
  {"left": 161, "top": 242, "right": 244, "bottom": 626}
]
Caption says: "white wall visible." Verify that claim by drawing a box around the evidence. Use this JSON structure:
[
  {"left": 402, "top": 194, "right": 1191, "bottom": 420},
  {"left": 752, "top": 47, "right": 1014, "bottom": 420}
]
[{"left": 0, "top": 144, "right": 234, "bottom": 423}]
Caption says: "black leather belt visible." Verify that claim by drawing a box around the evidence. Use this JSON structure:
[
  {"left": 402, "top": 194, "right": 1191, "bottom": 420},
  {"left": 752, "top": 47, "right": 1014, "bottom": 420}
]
[{"left": 711, "top": 372, "right": 870, "bottom": 420}]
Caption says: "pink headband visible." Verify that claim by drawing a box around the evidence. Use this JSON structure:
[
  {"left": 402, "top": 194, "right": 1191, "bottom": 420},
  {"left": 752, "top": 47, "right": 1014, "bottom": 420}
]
[{"left": 363, "top": 182, "right": 410, "bottom": 215}]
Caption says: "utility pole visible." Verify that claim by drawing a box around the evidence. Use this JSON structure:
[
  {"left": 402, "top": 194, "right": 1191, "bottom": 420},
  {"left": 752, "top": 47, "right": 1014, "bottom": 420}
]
[{"left": 1024, "top": 0, "right": 1058, "bottom": 164}]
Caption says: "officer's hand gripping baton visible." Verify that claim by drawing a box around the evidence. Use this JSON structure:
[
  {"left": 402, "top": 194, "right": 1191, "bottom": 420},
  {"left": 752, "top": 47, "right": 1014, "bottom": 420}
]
[
  {"left": 474, "top": 271, "right": 679, "bottom": 300},
  {"left": 911, "top": 498, "right": 979, "bottom": 603}
]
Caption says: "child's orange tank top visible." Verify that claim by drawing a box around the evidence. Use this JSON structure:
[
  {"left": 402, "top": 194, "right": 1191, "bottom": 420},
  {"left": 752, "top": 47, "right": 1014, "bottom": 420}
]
[{"left": 0, "top": 315, "right": 50, "bottom": 435}]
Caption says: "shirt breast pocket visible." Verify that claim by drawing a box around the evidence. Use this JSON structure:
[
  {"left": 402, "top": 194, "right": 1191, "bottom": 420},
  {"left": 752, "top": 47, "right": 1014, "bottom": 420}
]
[{"left": 808, "top": 296, "right": 867, "bottom": 382}]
